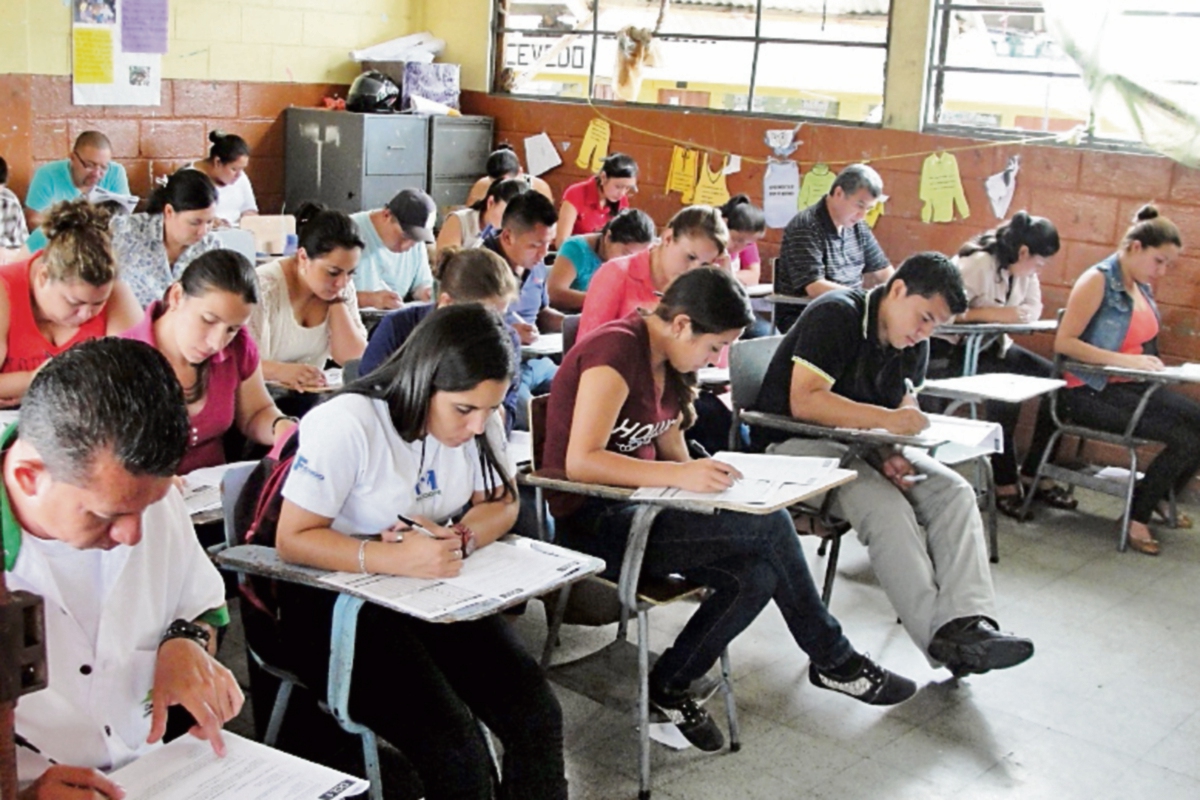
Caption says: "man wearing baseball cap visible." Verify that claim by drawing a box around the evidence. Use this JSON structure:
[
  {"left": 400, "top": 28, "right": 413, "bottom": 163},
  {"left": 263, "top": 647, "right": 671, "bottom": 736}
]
[{"left": 350, "top": 188, "right": 437, "bottom": 310}]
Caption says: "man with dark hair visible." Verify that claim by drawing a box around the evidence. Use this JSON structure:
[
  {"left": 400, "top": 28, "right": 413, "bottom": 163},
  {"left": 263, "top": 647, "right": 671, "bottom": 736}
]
[
  {"left": 350, "top": 187, "right": 437, "bottom": 310},
  {"left": 774, "top": 163, "right": 893, "bottom": 332},
  {"left": 9, "top": 339, "right": 242, "bottom": 798},
  {"left": 483, "top": 191, "right": 562, "bottom": 428},
  {"left": 24, "top": 130, "right": 131, "bottom": 252},
  {"left": 753, "top": 253, "right": 1034, "bottom": 677},
  {"left": 0, "top": 155, "right": 29, "bottom": 254}
]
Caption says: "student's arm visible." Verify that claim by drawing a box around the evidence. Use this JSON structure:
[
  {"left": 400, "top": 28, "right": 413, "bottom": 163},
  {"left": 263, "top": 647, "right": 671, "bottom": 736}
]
[
  {"left": 788, "top": 360, "right": 928, "bottom": 435},
  {"left": 654, "top": 422, "right": 690, "bottom": 463},
  {"left": 465, "top": 177, "right": 490, "bottom": 207},
  {"left": 564, "top": 365, "right": 736, "bottom": 493},
  {"left": 547, "top": 251, "right": 588, "bottom": 311},
  {"left": 18, "top": 765, "right": 126, "bottom": 800},
  {"left": 103, "top": 280, "right": 143, "bottom": 334},
  {"left": 861, "top": 265, "right": 895, "bottom": 289},
  {"left": 577, "top": 263, "right": 624, "bottom": 339},
  {"left": 536, "top": 305, "right": 564, "bottom": 333},
  {"left": 1056, "top": 269, "right": 1162, "bottom": 370},
  {"left": 326, "top": 300, "right": 368, "bottom": 365},
  {"left": 556, "top": 201, "right": 580, "bottom": 250},
  {"left": 956, "top": 305, "right": 1022, "bottom": 324},
  {"left": 0, "top": 284, "right": 31, "bottom": 406},
  {"left": 734, "top": 243, "right": 762, "bottom": 286},
  {"left": 457, "top": 485, "right": 519, "bottom": 549},
  {"left": 859, "top": 227, "right": 893, "bottom": 289},
  {"left": 235, "top": 365, "right": 291, "bottom": 446},
  {"left": 408, "top": 246, "right": 434, "bottom": 302},
  {"left": 435, "top": 213, "right": 464, "bottom": 254},
  {"left": 147, "top": 634, "right": 243, "bottom": 758}
]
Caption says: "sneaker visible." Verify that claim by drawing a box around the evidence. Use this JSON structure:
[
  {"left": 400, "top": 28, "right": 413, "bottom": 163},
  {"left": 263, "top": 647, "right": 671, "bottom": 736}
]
[
  {"left": 809, "top": 654, "right": 917, "bottom": 706},
  {"left": 688, "top": 670, "right": 724, "bottom": 705},
  {"left": 927, "top": 616, "right": 1034, "bottom": 676},
  {"left": 649, "top": 685, "right": 725, "bottom": 752}
]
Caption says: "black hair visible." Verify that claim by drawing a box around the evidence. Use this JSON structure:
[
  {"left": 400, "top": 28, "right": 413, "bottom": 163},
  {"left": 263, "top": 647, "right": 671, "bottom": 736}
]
[
  {"left": 345, "top": 304, "right": 517, "bottom": 502},
  {"left": 146, "top": 169, "right": 218, "bottom": 215},
  {"left": 20, "top": 338, "right": 189, "bottom": 483},
  {"left": 294, "top": 201, "right": 365, "bottom": 259},
  {"left": 652, "top": 267, "right": 753, "bottom": 428},
  {"left": 207, "top": 130, "right": 250, "bottom": 164},
  {"left": 501, "top": 191, "right": 558, "bottom": 235},
  {"left": 958, "top": 210, "right": 1059, "bottom": 272},
  {"left": 601, "top": 208, "right": 656, "bottom": 245},
  {"left": 0, "top": 156, "right": 7, "bottom": 185},
  {"left": 470, "top": 177, "right": 528, "bottom": 214},
  {"left": 719, "top": 194, "right": 766, "bottom": 234},
  {"left": 887, "top": 252, "right": 969, "bottom": 314},
  {"left": 1123, "top": 204, "right": 1183, "bottom": 251},
  {"left": 485, "top": 145, "right": 522, "bottom": 180},
  {"left": 600, "top": 152, "right": 638, "bottom": 180}
]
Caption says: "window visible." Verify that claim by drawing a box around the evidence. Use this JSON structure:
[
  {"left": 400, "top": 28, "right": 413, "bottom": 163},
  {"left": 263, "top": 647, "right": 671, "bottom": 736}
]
[{"left": 494, "top": 0, "right": 891, "bottom": 124}]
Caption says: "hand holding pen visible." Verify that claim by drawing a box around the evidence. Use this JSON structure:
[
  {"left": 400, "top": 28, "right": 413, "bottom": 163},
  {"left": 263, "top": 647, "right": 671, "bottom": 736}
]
[
  {"left": 679, "top": 440, "right": 744, "bottom": 494},
  {"left": 377, "top": 513, "right": 463, "bottom": 578},
  {"left": 16, "top": 734, "right": 126, "bottom": 800}
]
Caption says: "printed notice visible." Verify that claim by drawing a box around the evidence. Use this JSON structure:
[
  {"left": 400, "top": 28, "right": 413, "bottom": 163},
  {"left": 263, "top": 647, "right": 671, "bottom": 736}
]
[
  {"left": 123, "top": 0, "right": 170, "bottom": 54},
  {"left": 73, "top": 28, "right": 114, "bottom": 84}
]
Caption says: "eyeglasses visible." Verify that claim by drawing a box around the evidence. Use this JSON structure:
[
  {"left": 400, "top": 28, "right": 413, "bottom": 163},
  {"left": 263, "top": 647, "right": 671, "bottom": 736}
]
[{"left": 72, "top": 150, "right": 109, "bottom": 174}]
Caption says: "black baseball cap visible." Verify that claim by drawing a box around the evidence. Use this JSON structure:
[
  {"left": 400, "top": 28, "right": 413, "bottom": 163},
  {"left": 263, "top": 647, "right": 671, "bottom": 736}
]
[{"left": 387, "top": 188, "right": 437, "bottom": 243}]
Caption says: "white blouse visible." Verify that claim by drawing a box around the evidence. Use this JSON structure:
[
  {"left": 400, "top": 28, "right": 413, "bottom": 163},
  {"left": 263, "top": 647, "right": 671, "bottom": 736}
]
[{"left": 249, "top": 259, "right": 366, "bottom": 367}]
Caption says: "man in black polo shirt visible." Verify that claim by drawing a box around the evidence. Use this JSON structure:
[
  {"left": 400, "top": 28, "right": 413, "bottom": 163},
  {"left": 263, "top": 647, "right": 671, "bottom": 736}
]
[
  {"left": 774, "top": 163, "right": 893, "bottom": 332},
  {"left": 754, "top": 253, "right": 1034, "bottom": 677}
]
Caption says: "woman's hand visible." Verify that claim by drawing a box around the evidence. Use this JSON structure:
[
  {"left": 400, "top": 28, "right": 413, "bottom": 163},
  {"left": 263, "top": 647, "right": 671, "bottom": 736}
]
[
  {"left": 673, "top": 458, "right": 744, "bottom": 494},
  {"left": 275, "top": 363, "right": 327, "bottom": 391},
  {"left": 1120, "top": 353, "right": 1164, "bottom": 372},
  {"left": 374, "top": 515, "right": 463, "bottom": 578}
]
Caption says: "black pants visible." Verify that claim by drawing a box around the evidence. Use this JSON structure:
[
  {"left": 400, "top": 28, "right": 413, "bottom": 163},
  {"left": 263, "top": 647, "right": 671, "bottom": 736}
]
[
  {"left": 1060, "top": 382, "right": 1200, "bottom": 524},
  {"left": 278, "top": 586, "right": 567, "bottom": 800},
  {"left": 928, "top": 339, "right": 1058, "bottom": 486}
]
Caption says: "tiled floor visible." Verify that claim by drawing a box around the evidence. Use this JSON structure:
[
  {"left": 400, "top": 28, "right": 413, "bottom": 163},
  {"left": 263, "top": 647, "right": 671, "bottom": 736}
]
[{"left": 222, "top": 488, "right": 1200, "bottom": 799}]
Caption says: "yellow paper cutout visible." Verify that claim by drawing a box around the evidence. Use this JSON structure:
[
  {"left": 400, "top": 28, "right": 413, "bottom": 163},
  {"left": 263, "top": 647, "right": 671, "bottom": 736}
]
[
  {"left": 575, "top": 119, "right": 611, "bottom": 172},
  {"left": 665, "top": 146, "right": 699, "bottom": 203},
  {"left": 798, "top": 163, "right": 837, "bottom": 208},
  {"left": 73, "top": 27, "right": 114, "bottom": 85},
  {"left": 691, "top": 154, "right": 731, "bottom": 207},
  {"left": 919, "top": 152, "right": 970, "bottom": 223},
  {"left": 865, "top": 200, "right": 885, "bottom": 228}
]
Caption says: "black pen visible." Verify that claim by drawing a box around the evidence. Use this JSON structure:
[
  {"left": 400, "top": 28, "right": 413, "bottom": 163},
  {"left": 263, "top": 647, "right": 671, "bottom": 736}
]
[
  {"left": 16, "top": 732, "right": 58, "bottom": 765},
  {"left": 688, "top": 440, "right": 712, "bottom": 459},
  {"left": 396, "top": 513, "right": 439, "bottom": 539}
]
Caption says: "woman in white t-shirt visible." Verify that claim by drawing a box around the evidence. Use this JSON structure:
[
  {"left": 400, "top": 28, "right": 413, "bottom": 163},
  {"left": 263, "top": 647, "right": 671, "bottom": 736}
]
[
  {"left": 435, "top": 177, "right": 527, "bottom": 256},
  {"left": 250, "top": 203, "right": 368, "bottom": 391},
  {"left": 189, "top": 131, "right": 258, "bottom": 226},
  {"left": 276, "top": 304, "right": 566, "bottom": 800}
]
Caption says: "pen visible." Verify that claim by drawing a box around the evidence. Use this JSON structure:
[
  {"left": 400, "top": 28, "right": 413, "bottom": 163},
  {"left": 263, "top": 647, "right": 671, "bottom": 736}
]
[
  {"left": 901, "top": 474, "right": 928, "bottom": 483},
  {"left": 396, "top": 513, "right": 440, "bottom": 538},
  {"left": 687, "top": 440, "right": 740, "bottom": 482},
  {"left": 16, "top": 733, "right": 58, "bottom": 765}
]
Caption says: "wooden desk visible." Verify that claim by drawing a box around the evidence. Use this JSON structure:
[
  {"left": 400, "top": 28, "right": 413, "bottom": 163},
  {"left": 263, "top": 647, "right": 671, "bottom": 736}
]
[{"left": 934, "top": 319, "right": 1058, "bottom": 376}]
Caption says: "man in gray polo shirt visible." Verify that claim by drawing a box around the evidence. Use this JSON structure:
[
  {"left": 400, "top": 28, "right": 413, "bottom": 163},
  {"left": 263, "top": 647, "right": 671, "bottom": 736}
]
[{"left": 774, "top": 163, "right": 893, "bottom": 332}]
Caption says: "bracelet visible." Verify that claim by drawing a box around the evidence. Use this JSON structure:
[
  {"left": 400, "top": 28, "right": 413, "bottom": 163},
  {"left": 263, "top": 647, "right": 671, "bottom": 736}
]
[
  {"left": 357, "top": 539, "right": 369, "bottom": 574},
  {"left": 272, "top": 415, "right": 299, "bottom": 434},
  {"left": 451, "top": 523, "right": 477, "bottom": 558},
  {"left": 160, "top": 618, "right": 211, "bottom": 650}
]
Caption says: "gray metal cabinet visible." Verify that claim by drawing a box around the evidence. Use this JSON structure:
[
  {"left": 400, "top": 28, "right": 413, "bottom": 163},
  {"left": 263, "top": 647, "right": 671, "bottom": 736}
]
[{"left": 427, "top": 115, "right": 494, "bottom": 223}]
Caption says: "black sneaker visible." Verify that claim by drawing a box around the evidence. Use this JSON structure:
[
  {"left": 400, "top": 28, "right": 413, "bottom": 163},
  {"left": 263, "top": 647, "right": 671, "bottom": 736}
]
[
  {"left": 928, "top": 616, "right": 1034, "bottom": 677},
  {"left": 649, "top": 685, "right": 725, "bottom": 752},
  {"left": 809, "top": 654, "right": 917, "bottom": 706}
]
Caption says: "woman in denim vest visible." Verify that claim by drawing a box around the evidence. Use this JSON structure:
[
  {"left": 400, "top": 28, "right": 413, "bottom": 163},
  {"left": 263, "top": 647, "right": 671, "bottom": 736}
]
[{"left": 1056, "top": 205, "right": 1197, "bottom": 555}]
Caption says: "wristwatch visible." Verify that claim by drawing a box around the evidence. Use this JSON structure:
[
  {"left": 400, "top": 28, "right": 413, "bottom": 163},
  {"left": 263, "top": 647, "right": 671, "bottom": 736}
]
[{"left": 160, "top": 618, "right": 212, "bottom": 650}]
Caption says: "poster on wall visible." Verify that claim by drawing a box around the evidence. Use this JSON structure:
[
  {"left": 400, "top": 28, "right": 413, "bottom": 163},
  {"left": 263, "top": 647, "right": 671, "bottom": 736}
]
[{"left": 72, "top": 0, "right": 167, "bottom": 106}]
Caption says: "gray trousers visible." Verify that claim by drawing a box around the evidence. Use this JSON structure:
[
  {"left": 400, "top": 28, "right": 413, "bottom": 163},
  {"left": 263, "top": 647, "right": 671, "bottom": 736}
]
[{"left": 768, "top": 438, "right": 996, "bottom": 659}]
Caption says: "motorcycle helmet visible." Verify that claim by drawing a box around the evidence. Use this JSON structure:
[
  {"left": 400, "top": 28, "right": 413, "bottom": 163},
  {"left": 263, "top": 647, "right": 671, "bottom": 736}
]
[{"left": 346, "top": 70, "right": 400, "bottom": 113}]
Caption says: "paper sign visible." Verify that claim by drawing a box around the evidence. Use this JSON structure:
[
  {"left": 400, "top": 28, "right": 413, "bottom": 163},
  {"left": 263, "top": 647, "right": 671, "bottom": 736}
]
[
  {"left": 986, "top": 155, "right": 1020, "bottom": 219},
  {"left": 122, "top": 0, "right": 169, "bottom": 54},
  {"left": 764, "top": 125, "right": 803, "bottom": 158},
  {"left": 722, "top": 154, "right": 742, "bottom": 175},
  {"left": 763, "top": 160, "right": 801, "bottom": 228},
  {"left": 920, "top": 152, "right": 970, "bottom": 223},
  {"left": 524, "top": 132, "right": 562, "bottom": 177},
  {"left": 73, "top": 27, "right": 114, "bottom": 84}
]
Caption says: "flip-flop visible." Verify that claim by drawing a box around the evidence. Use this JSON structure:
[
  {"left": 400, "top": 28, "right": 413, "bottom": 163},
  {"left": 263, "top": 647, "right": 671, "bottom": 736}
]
[{"left": 1152, "top": 506, "right": 1194, "bottom": 529}]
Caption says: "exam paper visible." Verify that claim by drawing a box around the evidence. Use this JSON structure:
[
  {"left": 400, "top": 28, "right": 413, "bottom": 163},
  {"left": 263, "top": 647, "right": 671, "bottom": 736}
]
[
  {"left": 87, "top": 187, "right": 139, "bottom": 214},
  {"left": 181, "top": 460, "right": 258, "bottom": 516},
  {"left": 631, "top": 454, "right": 840, "bottom": 506},
  {"left": 109, "top": 731, "right": 368, "bottom": 799},
  {"left": 521, "top": 332, "right": 564, "bottom": 356}
]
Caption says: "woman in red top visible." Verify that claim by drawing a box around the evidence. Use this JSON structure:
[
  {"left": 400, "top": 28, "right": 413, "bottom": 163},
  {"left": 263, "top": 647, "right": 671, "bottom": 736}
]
[
  {"left": 0, "top": 199, "right": 140, "bottom": 404},
  {"left": 555, "top": 153, "right": 638, "bottom": 248}
]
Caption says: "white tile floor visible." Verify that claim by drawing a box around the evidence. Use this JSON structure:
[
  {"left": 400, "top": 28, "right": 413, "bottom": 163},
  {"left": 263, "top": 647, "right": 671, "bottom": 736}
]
[{"left": 506, "top": 488, "right": 1200, "bottom": 799}]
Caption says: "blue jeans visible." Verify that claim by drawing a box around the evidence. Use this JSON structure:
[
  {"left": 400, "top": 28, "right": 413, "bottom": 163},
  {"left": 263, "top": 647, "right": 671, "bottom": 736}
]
[
  {"left": 558, "top": 500, "right": 855, "bottom": 693},
  {"left": 516, "top": 357, "right": 558, "bottom": 430}
]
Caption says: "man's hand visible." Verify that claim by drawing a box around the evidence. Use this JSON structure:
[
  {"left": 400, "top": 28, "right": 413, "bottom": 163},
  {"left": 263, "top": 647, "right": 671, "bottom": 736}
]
[
  {"left": 358, "top": 290, "right": 402, "bottom": 310},
  {"left": 879, "top": 452, "right": 919, "bottom": 492},
  {"left": 513, "top": 321, "right": 539, "bottom": 345},
  {"left": 147, "top": 638, "right": 244, "bottom": 757},
  {"left": 18, "top": 765, "right": 125, "bottom": 800}
]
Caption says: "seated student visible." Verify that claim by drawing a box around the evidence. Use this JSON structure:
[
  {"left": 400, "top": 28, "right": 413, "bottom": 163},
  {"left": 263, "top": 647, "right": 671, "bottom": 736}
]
[
  {"left": 251, "top": 203, "right": 368, "bottom": 392},
  {"left": 350, "top": 188, "right": 436, "bottom": 311},
  {"left": 188, "top": 130, "right": 258, "bottom": 226},
  {"left": 112, "top": 170, "right": 221, "bottom": 307},
  {"left": 276, "top": 304, "right": 567, "bottom": 800},
  {"left": 0, "top": 155, "right": 30, "bottom": 260},
  {"left": 122, "top": 249, "right": 295, "bottom": 475},
  {"left": 0, "top": 199, "right": 140, "bottom": 404},
  {"left": 436, "top": 177, "right": 528, "bottom": 255},
  {"left": 578, "top": 205, "right": 726, "bottom": 341},
  {"left": 24, "top": 130, "right": 131, "bottom": 252},
  {"left": 546, "top": 208, "right": 655, "bottom": 313},
  {"left": 1055, "top": 205, "right": 1200, "bottom": 556},
  {"left": 929, "top": 211, "right": 1071, "bottom": 518},
  {"left": 556, "top": 153, "right": 638, "bottom": 249},
  {"left": 464, "top": 144, "right": 555, "bottom": 206},
  {"left": 753, "top": 253, "right": 1035, "bottom": 676},
  {"left": 481, "top": 192, "right": 562, "bottom": 429},
  {"left": 714, "top": 195, "right": 771, "bottom": 338},
  {"left": 546, "top": 267, "right": 916, "bottom": 750},
  {"left": 10, "top": 338, "right": 242, "bottom": 798}
]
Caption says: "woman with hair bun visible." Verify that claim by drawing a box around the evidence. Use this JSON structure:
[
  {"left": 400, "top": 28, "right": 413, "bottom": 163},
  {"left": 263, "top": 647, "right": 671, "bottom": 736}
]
[
  {"left": 464, "top": 143, "right": 554, "bottom": 206},
  {"left": 0, "top": 199, "right": 140, "bottom": 403},
  {"left": 1054, "top": 204, "right": 1200, "bottom": 555},
  {"left": 930, "top": 210, "right": 1068, "bottom": 518},
  {"left": 189, "top": 130, "right": 257, "bottom": 226},
  {"left": 715, "top": 194, "right": 767, "bottom": 286}
]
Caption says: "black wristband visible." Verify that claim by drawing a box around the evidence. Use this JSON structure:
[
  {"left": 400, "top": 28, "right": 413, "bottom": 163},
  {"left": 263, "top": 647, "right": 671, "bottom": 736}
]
[
  {"left": 160, "top": 618, "right": 211, "bottom": 650},
  {"left": 272, "top": 415, "right": 299, "bottom": 434}
]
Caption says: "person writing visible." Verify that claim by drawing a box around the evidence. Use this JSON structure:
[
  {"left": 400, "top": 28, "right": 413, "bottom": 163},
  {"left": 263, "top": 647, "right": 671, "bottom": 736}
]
[
  {"left": 0, "top": 199, "right": 140, "bottom": 405},
  {"left": 436, "top": 177, "right": 528, "bottom": 254},
  {"left": 464, "top": 144, "right": 555, "bottom": 206},
  {"left": 556, "top": 153, "right": 639, "bottom": 249},
  {"left": 546, "top": 208, "right": 655, "bottom": 313},
  {"left": 188, "top": 130, "right": 258, "bottom": 226},
  {"left": 276, "top": 304, "right": 567, "bottom": 799},
  {"left": 250, "top": 203, "right": 368, "bottom": 392},
  {"left": 714, "top": 194, "right": 767, "bottom": 287},
  {"left": 350, "top": 188, "right": 436, "bottom": 311}
]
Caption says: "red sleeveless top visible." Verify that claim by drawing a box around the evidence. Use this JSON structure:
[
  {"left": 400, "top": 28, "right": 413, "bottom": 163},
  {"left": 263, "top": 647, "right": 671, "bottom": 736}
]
[{"left": 0, "top": 253, "right": 109, "bottom": 374}]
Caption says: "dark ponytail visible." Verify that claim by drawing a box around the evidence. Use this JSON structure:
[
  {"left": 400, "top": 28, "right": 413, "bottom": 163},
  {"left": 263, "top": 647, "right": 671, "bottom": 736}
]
[
  {"left": 207, "top": 130, "right": 250, "bottom": 164},
  {"left": 958, "top": 210, "right": 1060, "bottom": 272},
  {"left": 470, "top": 177, "right": 528, "bottom": 213},
  {"left": 146, "top": 170, "right": 218, "bottom": 215},
  {"left": 718, "top": 194, "right": 766, "bottom": 234}
]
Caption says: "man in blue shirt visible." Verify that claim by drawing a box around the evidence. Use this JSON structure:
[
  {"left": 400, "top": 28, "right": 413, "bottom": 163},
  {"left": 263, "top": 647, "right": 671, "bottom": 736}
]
[
  {"left": 349, "top": 188, "right": 436, "bottom": 311},
  {"left": 24, "top": 130, "right": 131, "bottom": 252}
]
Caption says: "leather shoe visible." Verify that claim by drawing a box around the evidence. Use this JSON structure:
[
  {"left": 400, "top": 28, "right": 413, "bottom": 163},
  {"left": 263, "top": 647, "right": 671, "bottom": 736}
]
[
  {"left": 1127, "top": 534, "right": 1160, "bottom": 556},
  {"left": 928, "top": 616, "right": 1034, "bottom": 676}
]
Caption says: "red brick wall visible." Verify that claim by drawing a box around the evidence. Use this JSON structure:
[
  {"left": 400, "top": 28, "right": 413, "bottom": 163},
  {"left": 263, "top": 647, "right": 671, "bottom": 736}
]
[{"left": 0, "top": 74, "right": 347, "bottom": 217}]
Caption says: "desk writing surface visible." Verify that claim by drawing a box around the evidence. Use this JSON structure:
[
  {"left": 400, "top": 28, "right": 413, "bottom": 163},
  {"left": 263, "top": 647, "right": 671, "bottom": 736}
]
[
  {"left": 740, "top": 410, "right": 943, "bottom": 450},
  {"left": 935, "top": 319, "right": 1057, "bottom": 336},
  {"left": 1093, "top": 362, "right": 1200, "bottom": 384},
  {"left": 923, "top": 374, "right": 1066, "bottom": 404},
  {"left": 521, "top": 332, "right": 564, "bottom": 357},
  {"left": 765, "top": 293, "right": 812, "bottom": 307},
  {"left": 745, "top": 283, "right": 773, "bottom": 298}
]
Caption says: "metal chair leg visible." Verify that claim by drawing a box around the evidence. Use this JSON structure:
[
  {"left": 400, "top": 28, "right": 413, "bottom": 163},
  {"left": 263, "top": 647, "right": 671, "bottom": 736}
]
[
  {"left": 982, "top": 456, "right": 999, "bottom": 564},
  {"left": 263, "top": 679, "right": 293, "bottom": 747},
  {"left": 1019, "top": 430, "right": 1063, "bottom": 522},
  {"left": 541, "top": 583, "right": 573, "bottom": 669},
  {"left": 821, "top": 535, "right": 842, "bottom": 607},
  {"left": 1118, "top": 450, "right": 1138, "bottom": 552},
  {"left": 360, "top": 729, "right": 383, "bottom": 800},
  {"left": 719, "top": 649, "right": 740, "bottom": 753},
  {"left": 637, "top": 607, "right": 652, "bottom": 800}
]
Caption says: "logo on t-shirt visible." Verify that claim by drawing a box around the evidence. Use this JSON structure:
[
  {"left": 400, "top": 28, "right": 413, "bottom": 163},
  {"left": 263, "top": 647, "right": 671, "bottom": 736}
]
[
  {"left": 611, "top": 417, "right": 676, "bottom": 454},
  {"left": 415, "top": 469, "right": 441, "bottom": 500},
  {"left": 292, "top": 455, "right": 326, "bottom": 481}
]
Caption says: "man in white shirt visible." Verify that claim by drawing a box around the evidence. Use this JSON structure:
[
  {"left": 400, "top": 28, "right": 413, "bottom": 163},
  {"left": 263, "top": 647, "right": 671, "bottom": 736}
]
[
  {"left": 350, "top": 188, "right": 436, "bottom": 311},
  {"left": 7, "top": 338, "right": 242, "bottom": 800}
]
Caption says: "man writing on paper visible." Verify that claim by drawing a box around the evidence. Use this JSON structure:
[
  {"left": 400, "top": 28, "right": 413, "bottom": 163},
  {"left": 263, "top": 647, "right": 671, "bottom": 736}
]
[
  {"left": 8, "top": 339, "right": 241, "bottom": 799},
  {"left": 751, "top": 253, "right": 1035, "bottom": 677},
  {"left": 24, "top": 131, "right": 132, "bottom": 253}
]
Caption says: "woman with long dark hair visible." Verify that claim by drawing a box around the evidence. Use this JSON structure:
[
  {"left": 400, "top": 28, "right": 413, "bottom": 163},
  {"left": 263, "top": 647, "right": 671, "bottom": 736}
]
[{"left": 556, "top": 152, "right": 638, "bottom": 248}]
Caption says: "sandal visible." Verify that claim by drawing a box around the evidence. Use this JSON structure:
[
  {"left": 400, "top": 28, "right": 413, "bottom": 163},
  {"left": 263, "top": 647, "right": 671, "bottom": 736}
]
[
  {"left": 1032, "top": 484, "right": 1078, "bottom": 511},
  {"left": 1127, "top": 534, "right": 1160, "bottom": 556},
  {"left": 1152, "top": 506, "right": 1194, "bottom": 529},
  {"left": 996, "top": 493, "right": 1032, "bottom": 521}
]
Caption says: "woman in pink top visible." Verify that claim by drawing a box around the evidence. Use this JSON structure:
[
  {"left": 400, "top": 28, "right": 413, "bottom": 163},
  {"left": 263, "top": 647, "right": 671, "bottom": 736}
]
[
  {"left": 578, "top": 205, "right": 728, "bottom": 341},
  {"left": 714, "top": 195, "right": 767, "bottom": 286},
  {"left": 122, "top": 249, "right": 293, "bottom": 474}
]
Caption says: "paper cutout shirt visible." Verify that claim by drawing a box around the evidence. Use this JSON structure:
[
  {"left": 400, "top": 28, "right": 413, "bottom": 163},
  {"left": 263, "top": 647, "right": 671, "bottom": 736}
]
[
  {"left": 692, "top": 154, "right": 731, "bottom": 207},
  {"left": 985, "top": 155, "right": 1020, "bottom": 219},
  {"left": 665, "top": 146, "right": 699, "bottom": 203},
  {"left": 798, "top": 163, "right": 837, "bottom": 208},
  {"left": 575, "top": 119, "right": 611, "bottom": 172},
  {"left": 920, "top": 152, "right": 971, "bottom": 223},
  {"left": 763, "top": 160, "right": 801, "bottom": 229}
]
